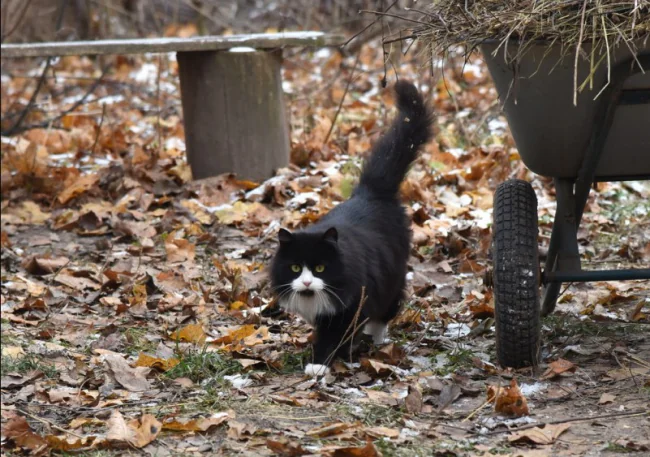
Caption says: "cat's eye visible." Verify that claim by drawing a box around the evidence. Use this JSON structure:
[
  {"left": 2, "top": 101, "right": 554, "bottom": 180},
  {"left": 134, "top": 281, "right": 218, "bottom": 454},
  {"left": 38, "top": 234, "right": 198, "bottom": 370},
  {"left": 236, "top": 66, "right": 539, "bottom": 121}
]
[
  {"left": 290, "top": 264, "right": 301, "bottom": 273},
  {"left": 315, "top": 265, "right": 325, "bottom": 273}
]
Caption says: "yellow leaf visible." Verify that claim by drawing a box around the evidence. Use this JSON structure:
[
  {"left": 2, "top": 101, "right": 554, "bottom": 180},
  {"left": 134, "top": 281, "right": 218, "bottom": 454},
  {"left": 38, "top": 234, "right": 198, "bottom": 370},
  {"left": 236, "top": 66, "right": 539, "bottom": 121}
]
[
  {"left": 135, "top": 353, "right": 179, "bottom": 371},
  {"left": 229, "top": 300, "right": 248, "bottom": 310},
  {"left": 7, "top": 201, "right": 51, "bottom": 225},
  {"left": 170, "top": 323, "right": 206, "bottom": 345}
]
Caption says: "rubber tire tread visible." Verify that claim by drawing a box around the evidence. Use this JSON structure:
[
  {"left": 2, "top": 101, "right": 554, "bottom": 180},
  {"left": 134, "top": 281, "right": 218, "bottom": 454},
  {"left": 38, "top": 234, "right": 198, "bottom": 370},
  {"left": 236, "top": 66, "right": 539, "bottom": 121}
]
[{"left": 492, "top": 179, "right": 540, "bottom": 368}]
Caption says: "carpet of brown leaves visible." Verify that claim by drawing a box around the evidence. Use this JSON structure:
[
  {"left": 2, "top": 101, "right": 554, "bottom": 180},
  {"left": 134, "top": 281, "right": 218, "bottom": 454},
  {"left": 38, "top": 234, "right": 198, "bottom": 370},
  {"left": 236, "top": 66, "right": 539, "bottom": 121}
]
[{"left": 1, "top": 36, "right": 649, "bottom": 457}]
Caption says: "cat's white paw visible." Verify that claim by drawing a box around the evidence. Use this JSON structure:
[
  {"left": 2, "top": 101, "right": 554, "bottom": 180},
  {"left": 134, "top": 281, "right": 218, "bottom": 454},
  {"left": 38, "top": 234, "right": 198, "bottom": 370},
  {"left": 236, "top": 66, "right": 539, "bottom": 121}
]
[
  {"left": 304, "top": 363, "right": 330, "bottom": 377},
  {"left": 364, "top": 321, "right": 388, "bottom": 345}
]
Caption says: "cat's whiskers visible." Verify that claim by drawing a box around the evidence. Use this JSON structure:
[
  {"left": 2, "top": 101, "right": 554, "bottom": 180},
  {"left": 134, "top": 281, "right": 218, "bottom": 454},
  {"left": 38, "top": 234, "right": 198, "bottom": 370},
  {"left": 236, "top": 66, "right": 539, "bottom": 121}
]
[
  {"left": 275, "top": 286, "right": 296, "bottom": 306},
  {"left": 323, "top": 285, "right": 346, "bottom": 308}
]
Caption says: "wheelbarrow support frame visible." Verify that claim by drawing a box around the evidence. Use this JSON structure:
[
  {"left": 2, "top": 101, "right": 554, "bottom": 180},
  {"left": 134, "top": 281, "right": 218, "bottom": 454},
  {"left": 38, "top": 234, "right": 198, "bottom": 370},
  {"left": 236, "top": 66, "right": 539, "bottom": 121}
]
[{"left": 541, "top": 54, "right": 650, "bottom": 316}]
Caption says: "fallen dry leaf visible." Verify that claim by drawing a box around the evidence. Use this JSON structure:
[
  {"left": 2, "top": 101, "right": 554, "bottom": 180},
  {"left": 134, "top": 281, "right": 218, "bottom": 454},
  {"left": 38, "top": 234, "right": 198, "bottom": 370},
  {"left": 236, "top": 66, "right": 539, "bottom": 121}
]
[
  {"left": 306, "top": 422, "right": 356, "bottom": 438},
  {"left": 266, "top": 437, "right": 308, "bottom": 456},
  {"left": 541, "top": 358, "right": 577, "bottom": 380},
  {"left": 488, "top": 379, "right": 529, "bottom": 417},
  {"left": 404, "top": 383, "right": 423, "bottom": 414},
  {"left": 106, "top": 410, "right": 161, "bottom": 448},
  {"left": 325, "top": 442, "right": 381, "bottom": 457},
  {"left": 213, "top": 324, "right": 257, "bottom": 345},
  {"left": 375, "top": 343, "right": 406, "bottom": 365},
  {"left": 165, "top": 238, "right": 196, "bottom": 263},
  {"left": 6, "top": 201, "right": 51, "bottom": 224},
  {"left": 170, "top": 323, "right": 206, "bottom": 345},
  {"left": 227, "top": 420, "right": 257, "bottom": 440},
  {"left": 508, "top": 423, "right": 571, "bottom": 445},
  {"left": 22, "top": 256, "right": 70, "bottom": 275},
  {"left": 135, "top": 353, "right": 179, "bottom": 371},
  {"left": 46, "top": 435, "right": 97, "bottom": 452},
  {"left": 162, "top": 412, "right": 230, "bottom": 432},
  {"left": 363, "top": 426, "right": 400, "bottom": 439},
  {"left": 57, "top": 173, "right": 99, "bottom": 204},
  {"left": 1, "top": 370, "right": 44, "bottom": 389},
  {"left": 438, "top": 383, "right": 462, "bottom": 411},
  {"left": 2, "top": 415, "right": 49, "bottom": 454},
  {"left": 598, "top": 392, "right": 616, "bottom": 404},
  {"left": 103, "top": 353, "right": 151, "bottom": 392},
  {"left": 360, "top": 358, "right": 394, "bottom": 377}
]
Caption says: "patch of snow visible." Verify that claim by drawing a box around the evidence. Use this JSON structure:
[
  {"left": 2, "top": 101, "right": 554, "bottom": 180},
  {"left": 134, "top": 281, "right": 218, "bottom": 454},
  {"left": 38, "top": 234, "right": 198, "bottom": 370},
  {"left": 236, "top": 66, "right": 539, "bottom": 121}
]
[
  {"left": 165, "top": 137, "right": 186, "bottom": 151},
  {"left": 463, "top": 63, "right": 484, "bottom": 78},
  {"left": 444, "top": 323, "right": 471, "bottom": 339},
  {"left": 223, "top": 374, "right": 252, "bottom": 389},
  {"left": 229, "top": 46, "right": 256, "bottom": 53},
  {"left": 99, "top": 94, "right": 125, "bottom": 105},
  {"left": 225, "top": 249, "right": 246, "bottom": 260},
  {"left": 287, "top": 192, "right": 320, "bottom": 210},
  {"left": 488, "top": 118, "right": 508, "bottom": 134},
  {"left": 131, "top": 63, "right": 158, "bottom": 84},
  {"left": 447, "top": 148, "right": 468, "bottom": 158},
  {"left": 519, "top": 382, "right": 546, "bottom": 396},
  {"left": 314, "top": 48, "right": 331, "bottom": 59},
  {"left": 282, "top": 80, "right": 294, "bottom": 94}
]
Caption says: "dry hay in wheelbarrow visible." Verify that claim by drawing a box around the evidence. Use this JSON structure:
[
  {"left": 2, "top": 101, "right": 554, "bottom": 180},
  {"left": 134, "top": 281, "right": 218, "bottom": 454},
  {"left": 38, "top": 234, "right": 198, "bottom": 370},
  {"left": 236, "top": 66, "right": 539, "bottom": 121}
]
[{"left": 386, "top": 0, "right": 650, "bottom": 103}]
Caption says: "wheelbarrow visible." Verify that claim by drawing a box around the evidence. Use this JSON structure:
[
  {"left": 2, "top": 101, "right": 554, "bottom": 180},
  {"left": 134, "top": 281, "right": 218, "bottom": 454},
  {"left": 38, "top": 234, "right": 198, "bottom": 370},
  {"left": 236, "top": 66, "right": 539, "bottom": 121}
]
[{"left": 480, "top": 40, "right": 650, "bottom": 368}]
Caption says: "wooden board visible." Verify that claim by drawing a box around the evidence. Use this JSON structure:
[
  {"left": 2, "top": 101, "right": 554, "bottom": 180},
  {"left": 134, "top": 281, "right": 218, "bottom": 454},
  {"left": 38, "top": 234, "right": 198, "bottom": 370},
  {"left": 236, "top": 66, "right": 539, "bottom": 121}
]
[
  {"left": 1, "top": 31, "right": 343, "bottom": 58},
  {"left": 178, "top": 50, "right": 289, "bottom": 181}
]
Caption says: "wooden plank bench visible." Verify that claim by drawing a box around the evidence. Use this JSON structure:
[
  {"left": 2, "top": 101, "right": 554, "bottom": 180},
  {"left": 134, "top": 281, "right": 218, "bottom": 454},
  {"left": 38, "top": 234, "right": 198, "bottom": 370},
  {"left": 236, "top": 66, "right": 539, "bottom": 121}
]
[{"left": 1, "top": 32, "right": 344, "bottom": 181}]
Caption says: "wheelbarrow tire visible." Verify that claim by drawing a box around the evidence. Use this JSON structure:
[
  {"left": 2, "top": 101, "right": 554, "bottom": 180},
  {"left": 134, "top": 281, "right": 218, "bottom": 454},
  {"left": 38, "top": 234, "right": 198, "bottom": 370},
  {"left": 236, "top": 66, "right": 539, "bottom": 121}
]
[{"left": 492, "top": 179, "right": 540, "bottom": 368}]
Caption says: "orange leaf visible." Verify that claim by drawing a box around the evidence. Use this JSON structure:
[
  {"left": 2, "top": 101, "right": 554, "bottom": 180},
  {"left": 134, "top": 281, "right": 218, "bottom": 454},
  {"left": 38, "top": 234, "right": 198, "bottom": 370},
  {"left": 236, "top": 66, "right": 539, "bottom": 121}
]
[
  {"left": 487, "top": 379, "right": 529, "bottom": 417},
  {"left": 213, "top": 325, "right": 256, "bottom": 345},
  {"left": 164, "top": 238, "right": 196, "bottom": 263},
  {"left": 162, "top": 413, "right": 230, "bottom": 432},
  {"left": 57, "top": 173, "right": 99, "bottom": 204}
]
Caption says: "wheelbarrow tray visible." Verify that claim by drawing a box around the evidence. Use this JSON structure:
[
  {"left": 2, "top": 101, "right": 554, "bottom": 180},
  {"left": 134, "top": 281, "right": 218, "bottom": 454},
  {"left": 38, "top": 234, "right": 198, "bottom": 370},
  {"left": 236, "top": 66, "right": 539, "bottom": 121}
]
[{"left": 481, "top": 40, "right": 650, "bottom": 179}]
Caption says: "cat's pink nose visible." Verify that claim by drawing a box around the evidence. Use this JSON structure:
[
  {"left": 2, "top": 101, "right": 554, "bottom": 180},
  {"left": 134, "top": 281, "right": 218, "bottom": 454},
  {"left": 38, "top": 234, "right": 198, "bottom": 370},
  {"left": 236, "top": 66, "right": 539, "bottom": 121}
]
[{"left": 303, "top": 280, "right": 312, "bottom": 287}]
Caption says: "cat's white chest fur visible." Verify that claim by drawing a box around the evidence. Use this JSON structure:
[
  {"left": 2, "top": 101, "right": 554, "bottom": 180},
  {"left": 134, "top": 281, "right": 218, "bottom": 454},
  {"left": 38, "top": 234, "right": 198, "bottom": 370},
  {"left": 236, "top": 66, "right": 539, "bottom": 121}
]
[{"left": 279, "top": 266, "right": 336, "bottom": 325}]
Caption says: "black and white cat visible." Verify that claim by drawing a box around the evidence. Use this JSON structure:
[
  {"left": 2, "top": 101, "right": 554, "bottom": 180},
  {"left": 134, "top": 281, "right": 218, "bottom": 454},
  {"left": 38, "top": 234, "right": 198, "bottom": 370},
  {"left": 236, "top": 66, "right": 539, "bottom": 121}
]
[{"left": 270, "top": 81, "right": 433, "bottom": 376}]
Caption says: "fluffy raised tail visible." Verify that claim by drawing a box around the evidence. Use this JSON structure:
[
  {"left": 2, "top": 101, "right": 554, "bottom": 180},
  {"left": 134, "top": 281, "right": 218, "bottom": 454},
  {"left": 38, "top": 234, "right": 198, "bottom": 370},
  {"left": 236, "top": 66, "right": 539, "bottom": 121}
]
[{"left": 357, "top": 80, "right": 433, "bottom": 198}]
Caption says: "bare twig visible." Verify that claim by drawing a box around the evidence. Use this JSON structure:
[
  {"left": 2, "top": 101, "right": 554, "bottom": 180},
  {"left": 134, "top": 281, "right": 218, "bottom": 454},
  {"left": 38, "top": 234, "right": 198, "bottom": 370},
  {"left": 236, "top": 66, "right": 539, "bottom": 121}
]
[
  {"left": 90, "top": 103, "right": 106, "bottom": 155},
  {"left": 445, "top": 409, "right": 649, "bottom": 436},
  {"left": 344, "top": 0, "right": 399, "bottom": 48},
  {"left": 16, "top": 409, "right": 85, "bottom": 439},
  {"left": 5, "top": 65, "right": 110, "bottom": 135},
  {"left": 2, "top": 0, "right": 68, "bottom": 135},
  {"left": 323, "top": 49, "right": 361, "bottom": 146},
  {"left": 1, "top": 0, "right": 34, "bottom": 43}
]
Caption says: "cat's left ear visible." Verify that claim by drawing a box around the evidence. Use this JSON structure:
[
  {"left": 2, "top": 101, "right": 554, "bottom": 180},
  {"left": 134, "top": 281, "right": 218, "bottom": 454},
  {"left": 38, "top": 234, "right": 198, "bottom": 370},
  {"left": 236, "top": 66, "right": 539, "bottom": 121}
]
[
  {"left": 323, "top": 227, "right": 338, "bottom": 243},
  {"left": 278, "top": 228, "right": 293, "bottom": 244}
]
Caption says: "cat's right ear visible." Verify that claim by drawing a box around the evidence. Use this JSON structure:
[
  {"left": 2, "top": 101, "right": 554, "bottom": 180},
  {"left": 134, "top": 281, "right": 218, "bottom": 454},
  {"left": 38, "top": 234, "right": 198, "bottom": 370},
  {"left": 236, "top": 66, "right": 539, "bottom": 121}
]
[{"left": 278, "top": 228, "right": 293, "bottom": 244}]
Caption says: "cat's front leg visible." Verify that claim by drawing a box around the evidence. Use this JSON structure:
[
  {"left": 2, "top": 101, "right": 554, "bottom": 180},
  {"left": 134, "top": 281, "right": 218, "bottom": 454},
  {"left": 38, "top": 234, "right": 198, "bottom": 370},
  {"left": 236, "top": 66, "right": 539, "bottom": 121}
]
[{"left": 304, "top": 328, "right": 335, "bottom": 377}]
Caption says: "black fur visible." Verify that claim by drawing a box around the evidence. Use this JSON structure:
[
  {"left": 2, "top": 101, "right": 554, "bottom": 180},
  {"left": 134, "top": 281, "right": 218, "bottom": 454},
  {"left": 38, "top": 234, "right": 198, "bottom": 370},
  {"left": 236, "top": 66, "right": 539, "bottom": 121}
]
[{"left": 270, "top": 81, "right": 433, "bottom": 366}]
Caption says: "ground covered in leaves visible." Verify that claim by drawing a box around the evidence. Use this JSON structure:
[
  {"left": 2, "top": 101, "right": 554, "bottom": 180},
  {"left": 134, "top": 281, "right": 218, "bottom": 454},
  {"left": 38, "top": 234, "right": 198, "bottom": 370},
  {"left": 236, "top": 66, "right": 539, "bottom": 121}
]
[{"left": 1, "top": 37, "right": 649, "bottom": 457}]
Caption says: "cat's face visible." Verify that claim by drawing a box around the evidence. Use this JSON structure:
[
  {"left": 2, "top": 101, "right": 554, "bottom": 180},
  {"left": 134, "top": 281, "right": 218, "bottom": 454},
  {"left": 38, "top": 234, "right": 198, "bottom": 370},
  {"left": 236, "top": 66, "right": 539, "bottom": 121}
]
[{"left": 270, "top": 227, "right": 344, "bottom": 324}]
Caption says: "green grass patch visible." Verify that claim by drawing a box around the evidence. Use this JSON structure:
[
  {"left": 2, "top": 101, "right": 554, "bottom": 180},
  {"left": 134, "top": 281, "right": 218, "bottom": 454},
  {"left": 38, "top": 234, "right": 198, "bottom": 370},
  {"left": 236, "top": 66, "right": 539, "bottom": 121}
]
[
  {"left": 123, "top": 327, "right": 157, "bottom": 355},
  {"left": 165, "top": 347, "right": 239, "bottom": 389},
  {"left": 280, "top": 348, "right": 311, "bottom": 374},
  {"left": 1, "top": 353, "right": 58, "bottom": 378}
]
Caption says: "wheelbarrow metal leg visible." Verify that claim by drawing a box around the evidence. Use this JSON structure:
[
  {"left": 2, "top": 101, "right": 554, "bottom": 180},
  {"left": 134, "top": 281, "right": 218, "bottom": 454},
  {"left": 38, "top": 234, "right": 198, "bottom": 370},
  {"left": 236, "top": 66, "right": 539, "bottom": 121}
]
[{"left": 542, "top": 178, "right": 581, "bottom": 315}]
